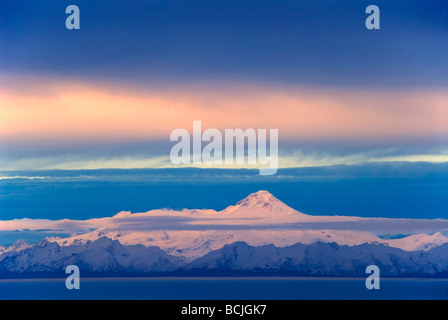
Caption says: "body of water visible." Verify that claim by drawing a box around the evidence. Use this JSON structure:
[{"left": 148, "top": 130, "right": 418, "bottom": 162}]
[{"left": 1, "top": 278, "right": 447, "bottom": 300}]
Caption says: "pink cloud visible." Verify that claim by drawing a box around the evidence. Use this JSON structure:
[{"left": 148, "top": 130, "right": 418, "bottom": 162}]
[{"left": 1, "top": 77, "right": 447, "bottom": 144}]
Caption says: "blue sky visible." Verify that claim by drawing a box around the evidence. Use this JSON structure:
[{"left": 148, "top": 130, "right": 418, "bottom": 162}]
[
  {"left": 1, "top": 0, "right": 447, "bottom": 88},
  {"left": 1, "top": 164, "right": 447, "bottom": 220}
]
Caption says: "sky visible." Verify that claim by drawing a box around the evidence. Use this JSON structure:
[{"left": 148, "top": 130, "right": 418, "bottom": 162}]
[
  {"left": 1, "top": 164, "right": 447, "bottom": 220},
  {"left": 1, "top": 0, "right": 447, "bottom": 87},
  {"left": 0, "top": 1, "right": 448, "bottom": 239},
  {"left": 0, "top": 0, "right": 447, "bottom": 171}
]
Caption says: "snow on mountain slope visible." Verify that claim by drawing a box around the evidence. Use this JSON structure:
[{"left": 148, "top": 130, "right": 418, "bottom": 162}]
[
  {"left": 4, "top": 237, "right": 448, "bottom": 276},
  {"left": 387, "top": 232, "right": 448, "bottom": 251},
  {"left": 50, "top": 227, "right": 448, "bottom": 259},
  {"left": 220, "top": 190, "right": 308, "bottom": 218},
  {"left": 0, "top": 237, "right": 184, "bottom": 273},
  {"left": 52, "top": 229, "right": 387, "bottom": 259},
  {"left": 5, "top": 239, "right": 31, "bottom": 252},
  {"left": 185, "top": 241, "right": 448, "bottom": 276}
]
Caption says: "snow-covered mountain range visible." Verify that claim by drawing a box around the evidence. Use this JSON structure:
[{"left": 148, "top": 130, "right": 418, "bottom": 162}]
[
  {"left": 0, "top": 237, "right": 183, "bottom": 274},
  {"left": 41, "top": 190, "right": 448, "bottom": 258},
  {"left": 1, "top": 190, "right": 448, "bottom": 276},
  {"left": 185, "top": 241, "right": 448, "bottom": 276},
  {"left": 2, "top": 237, "right": 448, "bottom": 277}
]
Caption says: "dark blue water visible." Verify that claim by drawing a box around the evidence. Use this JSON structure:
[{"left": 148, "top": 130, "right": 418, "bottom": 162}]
[{"left": 1, "top": 278, "right": 447, "bottom": 300}]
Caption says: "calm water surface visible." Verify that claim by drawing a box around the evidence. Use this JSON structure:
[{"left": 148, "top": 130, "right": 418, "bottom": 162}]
[{"left": 0, "top": 278, "right": 447, "bottom": 300}]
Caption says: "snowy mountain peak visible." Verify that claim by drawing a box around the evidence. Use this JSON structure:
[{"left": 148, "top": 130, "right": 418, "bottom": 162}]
[
  {"left": 7, "top": 239, "right": 31, "bottom": 252},
  {"left": 236, "top": 190, "right": 277, "bottom": 206},
  {"left": 221, "top": 190, "right": 308, "bottom": 217},
  {"left": 113, "top": 211, "right": 132, "bottom": 218},
  {"left": 234, "top": 190, "right": 283, "bottom": 210}
]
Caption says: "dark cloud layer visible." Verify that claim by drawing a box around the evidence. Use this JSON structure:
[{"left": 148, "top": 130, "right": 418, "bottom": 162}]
[{"left": 1, "top": 0, "right": 447, "bottom": 88}]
